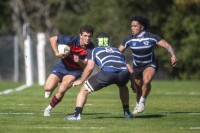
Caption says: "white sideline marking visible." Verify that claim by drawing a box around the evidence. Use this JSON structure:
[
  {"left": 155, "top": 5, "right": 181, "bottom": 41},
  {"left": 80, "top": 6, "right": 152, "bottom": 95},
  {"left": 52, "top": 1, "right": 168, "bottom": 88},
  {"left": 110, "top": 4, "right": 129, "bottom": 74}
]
[
  {"left": 189, "top": 127, "right": 200, "bottom": 130},
  {"left": 0, "top": 84, "right": 31, "bottom": 95},
  {"left": 161, "top": 112, "right": 200, "bottom": 115},
  {"left": 85, "top": 103, "right": 93, "bottom": 106},
  {"left": 180, "top": 127, "right": 200, "bottom": 130},
  {"left": 0, "top": 112, "right": 34, "bottom": 115},
  {"left": 164, "top": 92, "right": 200, "bottom": 96},
  {"left": 34, "top": 126, "right": 106, "bottom": 130}
]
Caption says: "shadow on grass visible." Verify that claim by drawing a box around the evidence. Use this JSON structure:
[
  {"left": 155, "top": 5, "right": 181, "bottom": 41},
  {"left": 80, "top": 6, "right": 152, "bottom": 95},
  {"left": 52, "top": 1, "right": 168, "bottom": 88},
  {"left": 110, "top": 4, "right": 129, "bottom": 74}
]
[
  {"left": 134, "top": 114, "right": 165, "bottom": 118},
  {"left": 67, "top": 113, "right": 109, "bottom": 116},
  {"left": 65, "top": 111, "right": 200, "bottom": 119},
  {"left": 82, "top": 113, "right": 165, "bottom": 119}
]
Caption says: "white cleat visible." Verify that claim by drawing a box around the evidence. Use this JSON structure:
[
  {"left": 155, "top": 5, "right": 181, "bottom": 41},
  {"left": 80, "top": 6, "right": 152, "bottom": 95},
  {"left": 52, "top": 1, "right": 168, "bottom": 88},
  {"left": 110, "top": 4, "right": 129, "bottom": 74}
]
[
  {"left": 64, "top": 114, "right": 81, "bottom": 120},
  {"left": 44, "top": 109, "right": 51, "bottom": 116},
  {"left": 132, "top": 105, "right": 139, "bottom": 114},
  {"left": 45, "top": 91, "right": 52, "bottom": 99},
  {"left": 132, "top": 104, "right": 145, "bottom": 114}
]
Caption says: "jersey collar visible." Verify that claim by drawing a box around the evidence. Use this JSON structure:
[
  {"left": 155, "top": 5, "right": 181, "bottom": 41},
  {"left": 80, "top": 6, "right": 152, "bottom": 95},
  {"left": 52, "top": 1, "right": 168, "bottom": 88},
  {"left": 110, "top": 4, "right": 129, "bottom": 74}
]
[{"left": 133, "top": 31, "right": 146, "bottom": 39}]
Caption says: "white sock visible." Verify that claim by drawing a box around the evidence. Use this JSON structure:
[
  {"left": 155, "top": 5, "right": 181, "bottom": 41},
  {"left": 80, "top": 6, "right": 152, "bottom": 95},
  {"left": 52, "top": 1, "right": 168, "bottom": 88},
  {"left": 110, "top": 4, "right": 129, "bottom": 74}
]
[
  {"left": 46, "top": 105, "right": 53, "bottom": 111},
  {"left": 139, "top": 96, "right": 146, "bottom": 104}
]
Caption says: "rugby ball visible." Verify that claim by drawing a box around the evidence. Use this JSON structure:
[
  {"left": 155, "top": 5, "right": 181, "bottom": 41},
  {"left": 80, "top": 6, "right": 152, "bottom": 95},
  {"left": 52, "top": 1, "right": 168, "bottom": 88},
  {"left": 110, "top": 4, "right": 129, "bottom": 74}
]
[{"left": 58, "top": 44, "right": 70, "bottom": 56}]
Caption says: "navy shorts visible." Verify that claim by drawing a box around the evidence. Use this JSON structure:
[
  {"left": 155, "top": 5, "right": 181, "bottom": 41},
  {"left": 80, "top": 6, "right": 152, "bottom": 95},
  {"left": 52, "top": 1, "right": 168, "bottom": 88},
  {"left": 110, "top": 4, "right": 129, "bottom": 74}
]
[
  {"left": 84, "top": 70, "right": 130, "bottom": 92},
  {"left": 51, "top": 62, "right": 82, "bottom": 81},
  {"left": 133, "top": 60, "right": 159, "bottom": 79}
]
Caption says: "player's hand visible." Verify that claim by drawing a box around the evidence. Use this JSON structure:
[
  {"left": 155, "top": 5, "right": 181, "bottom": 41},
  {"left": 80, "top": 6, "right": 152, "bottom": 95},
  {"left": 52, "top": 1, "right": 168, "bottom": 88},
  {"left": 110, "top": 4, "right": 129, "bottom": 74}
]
[
  {"left": 56, "top": 52, "right": 67, "bottom": 58},
  {"left": 72, "top": 79, "right": 83, "bottom": 87},
  {"left": 171, "top": 55, "right": 177, "bottom": 67},
  {"left": 73, "top": 55, "right": 80, "bottom": 62},
  {"left": 131, "top": 84, "right": 136, "bottom": 93}
]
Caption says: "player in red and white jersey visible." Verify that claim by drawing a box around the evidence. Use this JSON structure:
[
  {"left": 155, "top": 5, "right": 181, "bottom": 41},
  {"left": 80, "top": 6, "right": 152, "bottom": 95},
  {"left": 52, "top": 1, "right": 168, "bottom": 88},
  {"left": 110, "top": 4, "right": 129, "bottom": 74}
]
[{"left": 43, "top": 25, "right": 94, "bottom": 116}]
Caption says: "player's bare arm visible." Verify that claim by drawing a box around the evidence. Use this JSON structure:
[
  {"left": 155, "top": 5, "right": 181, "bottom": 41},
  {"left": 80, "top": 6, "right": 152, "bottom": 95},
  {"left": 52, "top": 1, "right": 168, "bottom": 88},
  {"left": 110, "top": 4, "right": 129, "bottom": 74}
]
[
  {"left": 118, "top": 45, "right": 126, "bottom": 53},
  {"left": 50, "top": 36, "right": 66, "bottom": 58},
  {"left": 73, "top": 60, "right": 94, "bottom": 86},
  {"left": 158, "top": 39, "right": 177, "bottom": 67},
  {"left": 50, "top": 36, "right": 59, "bottom": 56}
]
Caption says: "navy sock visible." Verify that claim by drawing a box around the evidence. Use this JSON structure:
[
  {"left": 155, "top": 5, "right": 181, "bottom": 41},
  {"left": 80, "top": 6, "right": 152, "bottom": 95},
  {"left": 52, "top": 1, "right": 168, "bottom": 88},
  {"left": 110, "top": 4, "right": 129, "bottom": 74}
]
[
  {"left": 74, "top": 107, "right": 83, "bottom": 116},
  {"left": 123, "top": 105, "right": 130, "bottom": 113}
]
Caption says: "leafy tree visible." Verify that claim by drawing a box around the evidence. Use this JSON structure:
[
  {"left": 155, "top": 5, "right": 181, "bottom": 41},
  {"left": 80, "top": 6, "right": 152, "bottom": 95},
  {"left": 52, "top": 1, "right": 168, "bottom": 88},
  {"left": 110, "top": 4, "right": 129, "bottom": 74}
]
[
  {"left": 162, "top": 1, "right": 200, "bottom": 79},
  {"left": 0, "top": 0, "right": 199, "bottom": 80},
  {"left": 0, "top": 1, "right": 12, "bottom": 35}
]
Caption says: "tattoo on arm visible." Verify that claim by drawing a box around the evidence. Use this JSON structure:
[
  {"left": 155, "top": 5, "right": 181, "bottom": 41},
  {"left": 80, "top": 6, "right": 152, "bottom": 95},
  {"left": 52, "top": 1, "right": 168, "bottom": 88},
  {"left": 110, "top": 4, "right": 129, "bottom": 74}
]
[{"left": 167, "top": 45, "right": 175, "bottom": 56}]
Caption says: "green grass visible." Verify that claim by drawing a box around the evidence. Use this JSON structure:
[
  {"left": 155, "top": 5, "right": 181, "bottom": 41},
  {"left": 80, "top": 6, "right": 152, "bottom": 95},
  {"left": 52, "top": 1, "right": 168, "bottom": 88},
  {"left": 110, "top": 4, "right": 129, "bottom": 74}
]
[{"left": 0, "top": 81, "right": 200, "bottom": 133}]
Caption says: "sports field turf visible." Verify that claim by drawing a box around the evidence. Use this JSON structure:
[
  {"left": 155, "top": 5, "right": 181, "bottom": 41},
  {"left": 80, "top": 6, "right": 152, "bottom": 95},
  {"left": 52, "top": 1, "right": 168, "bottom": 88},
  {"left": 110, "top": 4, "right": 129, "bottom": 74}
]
[{"left": 0, "top": 81, "right": 199, "bottom": 133}]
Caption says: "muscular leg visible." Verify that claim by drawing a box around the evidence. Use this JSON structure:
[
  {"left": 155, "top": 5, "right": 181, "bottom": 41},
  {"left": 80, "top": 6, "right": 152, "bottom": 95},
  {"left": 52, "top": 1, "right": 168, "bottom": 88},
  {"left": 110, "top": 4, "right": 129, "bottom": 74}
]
[
  {"left": 44, "top": 74, "right": 60, "bottom": 98},
  {"left": 134, "top": 67, "right": 155, "bottom": 114},
  {"left": 118, "top": 85, "right": 129, "bottom": 105},
  {"left": 76, "top": 87, "right": 90, "bottom": 108},
  {"left": 71, "top": 86, "right": 90, "bottom": 117},
  {"left": 134, "top": 79, "right": 142, "bottom": 103},
  {"left": 132, "top": 67, "right": 155, "bottom": 114},
  {"left": 118, "top": 85, "right": 133, "bottom": 118},
  {"left": 141, "top": 67, "right": 155, "bottom": 98},
  {"left": 132, "top": 79, "right": 142, "bottom": 114},
  {"left": 55, "top": 74, "right": 76, "bottom": 100},
  {"left": 44, "top": 75, "right": 76, "bottom": 116}
]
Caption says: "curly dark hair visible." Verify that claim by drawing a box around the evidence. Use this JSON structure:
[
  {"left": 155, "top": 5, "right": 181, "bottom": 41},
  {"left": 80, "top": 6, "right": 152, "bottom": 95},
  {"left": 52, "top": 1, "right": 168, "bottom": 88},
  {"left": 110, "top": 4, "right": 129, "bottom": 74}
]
[{"left": 131, "top": 16, "right": 150, "bottom": 30}]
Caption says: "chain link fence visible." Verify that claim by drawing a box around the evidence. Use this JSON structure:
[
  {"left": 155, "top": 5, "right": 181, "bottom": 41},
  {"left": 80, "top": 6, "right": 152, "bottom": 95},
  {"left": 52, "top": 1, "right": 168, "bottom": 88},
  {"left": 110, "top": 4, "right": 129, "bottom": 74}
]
[{"left": 0, "top": 35, "right": 58, "bottom": 83}]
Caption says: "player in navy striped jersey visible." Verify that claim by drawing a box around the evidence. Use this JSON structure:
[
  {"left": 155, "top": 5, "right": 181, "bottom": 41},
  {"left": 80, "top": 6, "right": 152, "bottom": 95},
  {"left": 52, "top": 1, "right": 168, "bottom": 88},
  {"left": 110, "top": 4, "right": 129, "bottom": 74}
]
[
  {"left": 64, "top": 33, "right": 134, "bottom": 120},
  {"left": 118, "top": 16, "right": 177, "bottom": 114},
  {"left": 44, "top": 25, "right": 94, "bottom": 116}
]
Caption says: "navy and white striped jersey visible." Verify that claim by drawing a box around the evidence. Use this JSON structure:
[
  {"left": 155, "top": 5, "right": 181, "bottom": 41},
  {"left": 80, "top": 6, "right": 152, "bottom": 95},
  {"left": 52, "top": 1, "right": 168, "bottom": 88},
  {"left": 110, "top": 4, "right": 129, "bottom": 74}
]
[
  {"left": 89, "top": 46, "right": 128, "bottom": 73},
  {"left": 122, "top": 31, "right": 162, "bottom": 67}
]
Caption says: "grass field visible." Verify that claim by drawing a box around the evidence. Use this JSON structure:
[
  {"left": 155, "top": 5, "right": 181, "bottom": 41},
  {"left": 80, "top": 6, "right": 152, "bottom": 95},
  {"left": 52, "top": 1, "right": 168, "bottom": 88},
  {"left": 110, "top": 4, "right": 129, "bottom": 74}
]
[{"left": 0, "top": 81, "right": 200, "bottom": 133}]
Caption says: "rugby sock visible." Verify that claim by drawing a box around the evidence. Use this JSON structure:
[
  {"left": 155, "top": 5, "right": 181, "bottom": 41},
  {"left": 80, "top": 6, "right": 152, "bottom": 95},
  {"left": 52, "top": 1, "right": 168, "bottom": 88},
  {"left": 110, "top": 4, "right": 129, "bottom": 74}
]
[
  {"left": 50, "top": 95, "right": 61, "bottom": 107},
  {"left": 46, "top": 105, "right": 53, "bottom": 111},
  {"left": 139, "top": 96, "right": 146, "bottom": 104},
  {"left": 74, "top": 107, "right": 83, "bottom": 117},
  {"left": 123, "top": 105, "right": 130, "bottom": 113}
]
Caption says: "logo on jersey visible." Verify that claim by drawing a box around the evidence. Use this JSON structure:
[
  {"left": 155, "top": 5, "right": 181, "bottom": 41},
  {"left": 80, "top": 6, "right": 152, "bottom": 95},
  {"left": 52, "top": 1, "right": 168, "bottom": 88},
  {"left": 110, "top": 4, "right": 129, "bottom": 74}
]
[
  {"left": 132, "top": 42, "right": 136, "bottom": 46},
  {"left": 143, "top": 41, "right": 149, "bottom": 45},
  {"left": 105, "top": 47, "right": 114, "bottom": 53}
]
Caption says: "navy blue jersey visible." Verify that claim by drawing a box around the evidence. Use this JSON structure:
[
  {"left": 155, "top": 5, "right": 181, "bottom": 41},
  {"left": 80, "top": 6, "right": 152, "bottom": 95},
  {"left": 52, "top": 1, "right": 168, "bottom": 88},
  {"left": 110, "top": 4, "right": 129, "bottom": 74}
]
[
  {"left": 57, "top": 35, "right": 94, "bottom": 71},
  {"left": 89, "top": 46, "right": 128, "bottom": 73},
  {"left": 122, "top": 31, "right": 161, "bottom": 67}
]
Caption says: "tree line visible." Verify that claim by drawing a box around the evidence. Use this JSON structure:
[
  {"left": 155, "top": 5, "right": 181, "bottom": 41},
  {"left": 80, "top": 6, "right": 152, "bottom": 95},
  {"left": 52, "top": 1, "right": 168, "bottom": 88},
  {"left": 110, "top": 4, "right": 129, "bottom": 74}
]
[{"left": 0, "top": 0, "right": 200, "bottom": 80}]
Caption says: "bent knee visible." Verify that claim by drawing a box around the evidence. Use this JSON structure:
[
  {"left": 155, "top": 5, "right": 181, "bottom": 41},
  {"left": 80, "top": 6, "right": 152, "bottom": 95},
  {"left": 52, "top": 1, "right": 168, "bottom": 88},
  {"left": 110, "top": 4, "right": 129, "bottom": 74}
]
[{"left": 44, "top": 84, "right": 57, "bottom": 91}]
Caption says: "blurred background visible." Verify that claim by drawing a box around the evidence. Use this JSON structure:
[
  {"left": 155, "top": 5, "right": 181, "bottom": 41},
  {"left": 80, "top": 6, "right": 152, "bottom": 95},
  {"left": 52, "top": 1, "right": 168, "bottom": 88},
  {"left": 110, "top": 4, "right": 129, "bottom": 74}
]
[{"left": 0, "top": 0, "right": 199, "bottom": 84}]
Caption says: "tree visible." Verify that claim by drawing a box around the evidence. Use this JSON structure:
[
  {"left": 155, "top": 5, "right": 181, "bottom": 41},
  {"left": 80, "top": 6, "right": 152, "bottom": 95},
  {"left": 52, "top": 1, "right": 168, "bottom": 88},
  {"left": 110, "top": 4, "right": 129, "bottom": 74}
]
[
  {"left": 161, "top": 1, "right": 200, "bottom": 79},
  {"left": 0, "top": 0, "right": 199, "bottom": 80}
]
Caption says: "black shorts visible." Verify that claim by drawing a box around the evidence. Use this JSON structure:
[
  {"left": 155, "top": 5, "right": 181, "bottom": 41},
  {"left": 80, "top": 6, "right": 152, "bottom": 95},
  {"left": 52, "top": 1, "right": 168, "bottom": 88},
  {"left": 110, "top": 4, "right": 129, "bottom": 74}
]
[
  {"left": 84, "top": 70, "right": 130, "bottom": 92},
  {"left": 133, "top": 60, "right": 159, "bottom": 79}
]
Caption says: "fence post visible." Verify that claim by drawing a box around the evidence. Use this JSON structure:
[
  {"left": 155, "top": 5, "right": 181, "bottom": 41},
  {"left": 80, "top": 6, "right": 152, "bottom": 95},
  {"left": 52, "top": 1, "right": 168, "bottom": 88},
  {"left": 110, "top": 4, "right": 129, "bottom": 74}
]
[
  {"left": 37, "top": 33, "right": 46, "bottom": 86},
  {"left": 14, "top": 35, "right": 19, "bottom": 82},
  {"left": 23, "top": 22, "right": 33, "bottom": 86}
]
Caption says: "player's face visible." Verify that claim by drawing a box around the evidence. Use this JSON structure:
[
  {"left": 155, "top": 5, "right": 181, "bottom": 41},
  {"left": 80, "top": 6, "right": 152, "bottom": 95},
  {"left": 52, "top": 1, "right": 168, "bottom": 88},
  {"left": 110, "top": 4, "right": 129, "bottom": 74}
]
[
  {"left": 131, "top": 21, "right": 144, "bottom": 36},
  {"left": 80, "top": 32, "right": 93, "bottom": 47}
]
